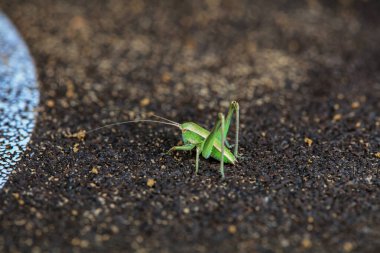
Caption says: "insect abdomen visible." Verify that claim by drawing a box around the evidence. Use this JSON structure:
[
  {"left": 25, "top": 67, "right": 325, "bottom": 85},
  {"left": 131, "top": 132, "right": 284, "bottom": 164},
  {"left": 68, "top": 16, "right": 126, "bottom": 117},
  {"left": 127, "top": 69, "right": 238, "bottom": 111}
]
[{"left": 211, "top": 147, "right": 235, "bottom": 164}]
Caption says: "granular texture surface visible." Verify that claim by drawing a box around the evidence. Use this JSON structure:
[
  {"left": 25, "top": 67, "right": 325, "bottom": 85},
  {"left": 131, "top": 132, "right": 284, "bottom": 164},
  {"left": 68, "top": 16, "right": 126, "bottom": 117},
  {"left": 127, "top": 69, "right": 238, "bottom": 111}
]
[{"left": 0, "top": 1, "right": 379, "bottom": 252}]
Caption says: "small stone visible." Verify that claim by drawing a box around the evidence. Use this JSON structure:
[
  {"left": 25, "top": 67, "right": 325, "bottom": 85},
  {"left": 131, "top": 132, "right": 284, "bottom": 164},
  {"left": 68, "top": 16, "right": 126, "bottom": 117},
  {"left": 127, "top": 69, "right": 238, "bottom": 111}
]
[
  {"left": 343, "top": 242, "right": 354, "bottom": 252},
  {"left": 66, "top": 80, "right": 75, "bottom": 98},
  {"left": 161, "top": 72, "right": 171, "bottom": 83},
  {"left": 375, "top": 152, "right": 380, "bottom": 159},
  {"left": 80, "top": 240, "right": 89, "bottom": 248},
  {"left": 64, "top": 130, "right": 86, "bottom": 141},
  {"left": 333, "top": 114, "right": 342, "bottom": 122},
  {"left": 146, "top": 178, "right": 156, "bottom": 187},
  {"left": 69, "top": 16, "right": 88, "bottom": 33},
  {"left": 140, "top": 98, "right": 150, "bottom": 107},
  {"left": 351, "top": 101, "right": 360, "bottom": 109},
  {"left": 183, "top": 207, "right": 190, "bottom": 214},
  {"left": 71, "top": 238, "right": 80, "bottom": 246},
  {"left": 301, "top": 238, "right": 312, "bottom": 248},
  {"left": 228, "top": 225, "right": 237, "bottom": 234},
  {"left": 91, "top": 167, "right": 99, "bottom": 174},
  {"left": 73, "top": 143, "right": 80, "bottom": 153},
  {"left": 73, "top": 130, "right": 86, "bottom": 141},
  {"left": 46, "top": 99, "right": 55, "bottom": 108},
  {"left": 12, "top": 193, "right": 24, "bottom": 205},
  {"left": 304, "top": 137, "right": 313, "bottom": 147},
  {"left": 71, "top": 238, "right": 89, "bottom": 248},
  {"left": 111, "top": 225, "right": 119, "bottom": 234}
]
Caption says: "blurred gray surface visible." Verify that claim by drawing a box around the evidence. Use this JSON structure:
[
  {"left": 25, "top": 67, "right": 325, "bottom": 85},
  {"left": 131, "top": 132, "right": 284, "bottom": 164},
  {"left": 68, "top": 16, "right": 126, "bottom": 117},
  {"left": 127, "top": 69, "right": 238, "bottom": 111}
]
[{"left": 0, "top": 12, "right": 39, "bottom": 189}]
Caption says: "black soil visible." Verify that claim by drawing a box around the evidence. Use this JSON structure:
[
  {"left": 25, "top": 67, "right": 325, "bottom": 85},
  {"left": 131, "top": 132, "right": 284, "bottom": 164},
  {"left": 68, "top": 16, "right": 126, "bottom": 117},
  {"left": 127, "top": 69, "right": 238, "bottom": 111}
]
[{"left": 0, "top": 1, "right": 380, "bottom": 252}]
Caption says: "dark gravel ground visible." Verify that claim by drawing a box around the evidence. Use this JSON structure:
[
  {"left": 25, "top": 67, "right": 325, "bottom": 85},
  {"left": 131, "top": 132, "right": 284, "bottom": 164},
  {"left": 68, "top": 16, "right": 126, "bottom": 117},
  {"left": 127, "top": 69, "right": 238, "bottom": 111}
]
[{"left": 1, "top": 0, "right": 380, "bottom": 252}]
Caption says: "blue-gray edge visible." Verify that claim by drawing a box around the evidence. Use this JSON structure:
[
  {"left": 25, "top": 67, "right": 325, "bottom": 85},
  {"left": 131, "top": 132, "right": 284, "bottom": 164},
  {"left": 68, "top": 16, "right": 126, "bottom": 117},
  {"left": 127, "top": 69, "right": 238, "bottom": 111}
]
[{"left": 0, "top": 12, "right": 40, "bottom": 189}]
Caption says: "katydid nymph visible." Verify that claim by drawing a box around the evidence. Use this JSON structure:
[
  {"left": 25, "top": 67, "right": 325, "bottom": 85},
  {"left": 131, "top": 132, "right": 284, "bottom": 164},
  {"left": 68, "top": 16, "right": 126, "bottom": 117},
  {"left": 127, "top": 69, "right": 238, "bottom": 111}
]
[{"left": 88, "top": 101, "right": 240, "bottom": 178}]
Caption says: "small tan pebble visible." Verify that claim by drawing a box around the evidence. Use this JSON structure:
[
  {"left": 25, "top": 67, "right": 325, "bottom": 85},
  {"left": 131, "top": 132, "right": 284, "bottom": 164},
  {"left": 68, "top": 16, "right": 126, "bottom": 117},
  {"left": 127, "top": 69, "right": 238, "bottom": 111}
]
[
  {"left": 304, "top": 137, "right": 313, "bottom": 147},
  {"left": 73, "top": 130, "right": 86, "bottom": 141},
  {"left": 69, "top": 16, "right": 88, "bottom": 32},
  {"left": 228, "top": 225, "right": 237, "bottom": 234},
  {"left": 146, "top": 178, "right": 156, "bottom": 187},
  {"left": 46, "top": 99, "right": 55, "bottom": 108},
  {"left": 351, "top": 101, "right": 360, "bottom": 109},
  {"left": 161, "top": 72, "right": 172, "bottom": 83},
  {"left": 71, "top": 210, "right": 78, "bottom": 216},
  {"left": 333, "top": 114, "right": 342, "bottom": 122},
  {"left": 71, "top": 238, "right": 89, "bottom": 248},
  {"left": 140, "top": 98, "right": 150, "bottom": 107},
  {"left": 301, "top": 238, "right": 312, "bottom": 248},
  {"left": 66, "top": 80, "right": 75, "bottom": 98},
  {"left": 343, "top": 242, "right": 354, "bottom": 252},
  {"left": 64, "top": 130, "right": 86, "bottom": 141},
  {"left": 73, "top": 143, "right": 80, "bottom": 153},
  {"left": 375, "top": 152, "right": 380, "bottom": 159},
  {"left": 14, "top": 219, "right": 26, "bottom": 226},
  {"left": 197, "top": 104, "right": 205, "bottom": 110},
  {"left": 183, "top": 207, "right": 190, "bottom": 214},
  {"left": 79, "top": 240, "right": 89, "bottom": 248},
  {"left": 185, "top": 39, "right": 196, "bottom": 50},
  {"left": 12, "top": 193, "right": 24, "bottom": 205},
  {"left": 355, "top": 122, "right": 361, "bottom": 128},
  {"left": 91, "top": 167, "right": 99, "bottom": 174},
  {"left": 111, "top": 225, "right": 120, "bottom": 234},
  {"left": 337, "top": 93, "right": 344, "bottom": 99},
  {"left": 307, "top": 216, "right": 314, "bottom": 223}
]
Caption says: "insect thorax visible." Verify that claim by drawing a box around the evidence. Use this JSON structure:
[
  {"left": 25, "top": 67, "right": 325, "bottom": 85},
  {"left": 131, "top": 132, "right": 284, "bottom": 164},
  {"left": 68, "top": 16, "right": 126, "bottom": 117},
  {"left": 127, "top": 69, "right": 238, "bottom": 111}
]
[{"left": 181, "top": 122, "right": 209, "bottom": 144}]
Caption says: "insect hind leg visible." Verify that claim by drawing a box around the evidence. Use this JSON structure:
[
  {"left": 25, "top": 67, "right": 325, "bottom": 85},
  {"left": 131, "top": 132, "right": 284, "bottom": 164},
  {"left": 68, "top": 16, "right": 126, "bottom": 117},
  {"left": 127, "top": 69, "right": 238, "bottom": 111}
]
[{"left": 219, "top": 101, "right": 239, "bottom": 157}]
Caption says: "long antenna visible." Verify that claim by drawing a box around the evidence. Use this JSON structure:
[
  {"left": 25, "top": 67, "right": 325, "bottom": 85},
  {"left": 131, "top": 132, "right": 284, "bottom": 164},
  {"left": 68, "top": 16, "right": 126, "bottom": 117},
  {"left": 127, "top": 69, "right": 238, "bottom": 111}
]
[
  {"left": 151, "top": 114, "right": 179, "bottom": 125},
  {"left": 87, "top": 119, "right": 181, "bottom": 134}
]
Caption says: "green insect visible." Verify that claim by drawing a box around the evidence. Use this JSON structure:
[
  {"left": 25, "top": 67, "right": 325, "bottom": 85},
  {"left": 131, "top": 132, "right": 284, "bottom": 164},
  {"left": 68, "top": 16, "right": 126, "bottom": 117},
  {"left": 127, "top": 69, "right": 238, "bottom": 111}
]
[{"left": 88, "top": 101, "right": 240, "bottom": 178}]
